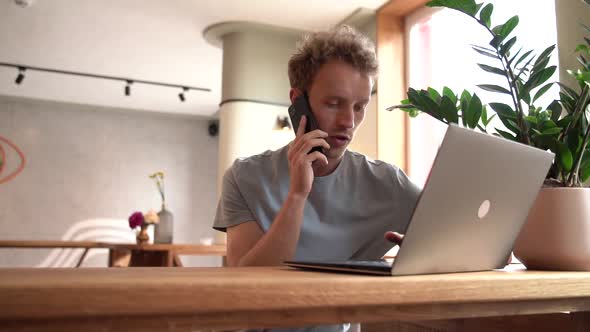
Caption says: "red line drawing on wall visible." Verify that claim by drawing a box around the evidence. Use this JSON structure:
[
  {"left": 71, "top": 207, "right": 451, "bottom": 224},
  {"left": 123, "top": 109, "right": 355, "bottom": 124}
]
[{"left": 0, "top": 135, "right": 26, "bottom": 184}]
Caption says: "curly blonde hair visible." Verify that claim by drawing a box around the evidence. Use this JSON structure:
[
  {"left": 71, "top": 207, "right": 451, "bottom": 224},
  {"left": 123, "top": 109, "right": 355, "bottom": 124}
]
[{"left": 288, "top": 25, "right": 378, "bottom": 91}]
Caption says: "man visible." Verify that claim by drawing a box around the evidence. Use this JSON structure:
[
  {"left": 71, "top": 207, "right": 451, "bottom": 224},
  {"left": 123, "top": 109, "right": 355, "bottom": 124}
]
[{"left": 213, "top": 25, "right": 421, "bottom": 331}]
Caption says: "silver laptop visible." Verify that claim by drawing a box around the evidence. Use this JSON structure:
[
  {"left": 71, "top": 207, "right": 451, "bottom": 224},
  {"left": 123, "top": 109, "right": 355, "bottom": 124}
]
[{"left": 285, "top": 124, "right": 554, "bottom": 276}]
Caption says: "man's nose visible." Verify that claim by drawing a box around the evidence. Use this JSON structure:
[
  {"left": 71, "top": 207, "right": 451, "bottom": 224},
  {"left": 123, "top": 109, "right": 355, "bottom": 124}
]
[{"left": 337, "top": 107, "right": 355, "bottom": 129}]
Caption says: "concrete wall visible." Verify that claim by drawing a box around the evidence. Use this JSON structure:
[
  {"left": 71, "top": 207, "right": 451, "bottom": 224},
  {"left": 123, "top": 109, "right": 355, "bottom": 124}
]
[{"left": 0, "top": 95, "right": 220, "bottom": 267}]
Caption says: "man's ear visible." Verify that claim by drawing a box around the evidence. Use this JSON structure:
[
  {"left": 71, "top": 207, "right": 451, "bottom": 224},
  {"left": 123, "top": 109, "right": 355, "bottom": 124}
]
[{"left": 289, "top": 88, "right": 303, "bottom": 104}]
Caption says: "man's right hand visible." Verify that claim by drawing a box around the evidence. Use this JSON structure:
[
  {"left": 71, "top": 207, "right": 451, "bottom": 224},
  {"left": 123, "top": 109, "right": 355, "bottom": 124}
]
[
  {"left": 287, "top": 116, "right": 330, "bottom": 198},
  {"left": 384, "top": 231, "right": 404, "bottom": 246}
]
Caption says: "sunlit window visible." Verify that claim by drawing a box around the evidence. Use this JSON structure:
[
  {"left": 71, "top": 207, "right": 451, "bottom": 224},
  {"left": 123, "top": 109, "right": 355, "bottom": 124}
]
[{"left": 405, "top": 1, "right": 558, "bottom": 187}]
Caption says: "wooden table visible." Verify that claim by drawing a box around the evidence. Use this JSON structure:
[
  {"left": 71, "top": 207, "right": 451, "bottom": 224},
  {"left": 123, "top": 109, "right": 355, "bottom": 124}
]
[
  {"left": 0, "top": 240, "right": 226, "bottom": 267},
  {"left": 0, "top": 266, "right": 589, "bottom": 331}
]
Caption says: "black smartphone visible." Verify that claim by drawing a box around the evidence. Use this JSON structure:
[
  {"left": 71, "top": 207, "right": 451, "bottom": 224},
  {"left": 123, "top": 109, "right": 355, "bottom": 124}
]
[{"left": 288, "top": 92, "right": 323, "bottom": 154}]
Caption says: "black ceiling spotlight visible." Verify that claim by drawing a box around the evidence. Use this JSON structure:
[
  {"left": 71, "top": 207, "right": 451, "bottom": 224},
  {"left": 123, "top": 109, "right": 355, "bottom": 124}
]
[
  {"left": 124, "top": 80, "right": 132, "bottom": 96},
  {"left": 0, "top": 62, "right": 212, "bottom": 100},
  {"left": 15, "top": 67, "right": 26, "bottom": 85},
  {"left": 178, "top": 87, "right": 188, "bottom": 102},
  {"left": 208, "top": 121, "right": 219, "bottom": 136}
]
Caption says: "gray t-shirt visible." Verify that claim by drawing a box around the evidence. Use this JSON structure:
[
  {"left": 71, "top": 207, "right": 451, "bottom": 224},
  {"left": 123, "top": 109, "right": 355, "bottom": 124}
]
[{"left": 213, "top": 145, "right": 421, "bottom": 331}]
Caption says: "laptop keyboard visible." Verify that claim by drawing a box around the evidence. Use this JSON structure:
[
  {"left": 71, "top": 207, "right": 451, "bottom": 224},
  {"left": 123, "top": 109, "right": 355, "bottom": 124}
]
[{"left": 343, "top": 259, "right": 393, "bottom": 267}]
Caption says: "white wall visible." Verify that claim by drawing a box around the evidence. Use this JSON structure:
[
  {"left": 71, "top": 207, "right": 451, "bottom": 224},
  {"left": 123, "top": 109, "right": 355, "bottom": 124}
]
[{"left": 0, "top": 95, "right": 220, "bottom": 267}]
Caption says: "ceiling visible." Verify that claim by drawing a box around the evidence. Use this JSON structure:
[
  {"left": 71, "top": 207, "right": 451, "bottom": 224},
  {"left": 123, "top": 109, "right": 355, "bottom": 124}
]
[{"left": 0, "top": 0, "right": 386, "bottom": 117}]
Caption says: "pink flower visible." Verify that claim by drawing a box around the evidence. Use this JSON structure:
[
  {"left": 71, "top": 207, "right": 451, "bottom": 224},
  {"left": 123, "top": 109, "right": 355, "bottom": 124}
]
[{"left": 128, "top": 211, "right": 144, "bottom": 229}]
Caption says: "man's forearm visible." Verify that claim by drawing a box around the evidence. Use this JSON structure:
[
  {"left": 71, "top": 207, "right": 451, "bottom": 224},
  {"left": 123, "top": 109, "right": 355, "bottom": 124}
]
[{"left": 238, "top": 193, "right": 306, "bottom": 266}]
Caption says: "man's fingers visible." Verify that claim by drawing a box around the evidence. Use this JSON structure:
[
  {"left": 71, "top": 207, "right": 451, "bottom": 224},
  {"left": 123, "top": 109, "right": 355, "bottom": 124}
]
[
  {"left": 291, "top": 130, "right": 329, "bottom": 156},
  {"left": 296, "top": 116, "right": 307, "bottom": 138},
  {"left": 301, "top": 138, "right": 330, "bottom": 154},
  {"left": 384, "top": 231, "right": 404, "bottom": 246},
  {"left": 306, "top": 151, "right": 328, "bottom": 166}
]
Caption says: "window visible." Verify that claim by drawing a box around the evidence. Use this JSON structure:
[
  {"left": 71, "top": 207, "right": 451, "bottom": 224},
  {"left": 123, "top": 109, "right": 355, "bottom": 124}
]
[{"left": 405, "top": 1, "right": 558, "bottom": 187}]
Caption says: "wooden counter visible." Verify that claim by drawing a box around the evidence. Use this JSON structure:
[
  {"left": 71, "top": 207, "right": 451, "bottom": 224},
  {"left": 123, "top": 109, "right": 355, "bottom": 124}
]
[
  {"left": 0, "top": 240, "right": 226, "bottom": 267},
  {"left": 1, "top": 266, "right": 589, "bottom": 331}
]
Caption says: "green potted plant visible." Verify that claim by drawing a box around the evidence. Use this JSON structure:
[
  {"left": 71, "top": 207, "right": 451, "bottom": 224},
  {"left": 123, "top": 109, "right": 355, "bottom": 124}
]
[{"left": 389, "top": 0, "right": 590, "bottom": 270}]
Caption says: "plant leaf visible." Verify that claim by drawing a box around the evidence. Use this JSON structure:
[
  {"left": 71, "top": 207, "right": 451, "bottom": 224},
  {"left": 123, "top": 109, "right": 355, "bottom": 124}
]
[
  {"left": 494, "top": 16, "right": 519, "bottom": 39},
  {"left": 524, "top": 116, "right": 538, "bottom": 124},
  {"left": 387, "top": 104, "right": 417, "bottom": 110},
  {"left": 490, "top": 35, "right": 504, "bottom": 49},
  {"left": 442, "top": 86, "right": 457, "bottom": 105},
  {"left": 531, "top": 57, "right": 551, "bottom": 76},
  {"left": 460, "top": 90, "right": 472, "bottom": 127},
  {"left": 472, "top": 47, "right": 499, "bottom": 59},
  {"left": 532, "top": 82, "right": 554, "bottom": 104},
  {"left": 580, "top": 157, "right": 590, "bottom": 183},
  {"left": 515, "top": 54, "right": 536, "bottom": 81},
  {"left": 557, "top": 142, "right": 573, "bottom": 172},
  {"left": 495, "top": 128, "right": 517, "bottom": 140},
  {"left": 479, "top": 3, "right": 493, "bottom": 27},
  {"left": 475, "top": 2, "right": 483, "bottom": 13},
  {"left": 412, "top": 89, "right": 445, "bottom": 121},
  {"left": 477, "top": 63, "right": 505, "bottom": 76},
  {"left": 489, "top": 102, "right": 517, "bottom": 119},
  {"left": 481, "top": 104, "right": 488, "bottom": 125},
  {"left": 566, "top": 128, "right": 581, "bottom": 154},
  {"left": 521, "top": 66, "right": 557, "bottom": 97},
  {"left": 559, "top": 92, "right": 576, "bottom": 114},
  {"left": 508, "top": 47, "right": 523, "bottom": 66},
  {"left": 541, "top": 127, "right": 562, "bottom": 135},
  {"left": 427, "top": 0, "right": 478, "bottom": 16},
  {"left": 478, "top": 84, "right": 511, "bottom": 94},
  {"left": 578, "top": 55, "right": 590, "bottom": 71},
  {"left": 548, "top": 100, "right": 562, "bottom": 123},
  {"left": 485, "top": 113, "right": 497, "bottom": 127},
  {"left": 534, "top": 66, "right": 558, "bottom": 88},
  {"left": 466, "top": 93, "right": 483, "bottom": 128},
  {"left": 556, "top": 82, "right": 580, "bottom": 100},
  {"left": 534, "top": 45, "right": 556, "bottom": 67},
  {"left": 557, "top": 114, "right": 573, "bottom": 127},
  {"left": 500, "top": 36, "right": 517, "bottom": 57},
  {"left": 440, "top": 95, "right": 459, "bottom": 124},
  {"left": 428, "top": 87, "right": 442, "bottom": 103},
  {"left": 471, "top": 44, "right": 497, "bottom": 53},
  {"left": 512, "top": 49, "right": 533, "bottom": 68},
  {"left": 490, "top": 102, "right": 520, "bottom": 133}
]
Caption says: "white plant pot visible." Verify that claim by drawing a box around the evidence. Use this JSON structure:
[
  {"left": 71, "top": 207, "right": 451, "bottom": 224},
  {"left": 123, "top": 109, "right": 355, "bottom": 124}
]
[{"left": 514, "top": 187, "right": 590, "bottom": 271}]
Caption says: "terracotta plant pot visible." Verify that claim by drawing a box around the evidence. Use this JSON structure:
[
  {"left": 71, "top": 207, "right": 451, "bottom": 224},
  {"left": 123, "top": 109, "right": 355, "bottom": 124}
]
[{"left": 514, "top": 187, "right": 590, "bottom": 271}]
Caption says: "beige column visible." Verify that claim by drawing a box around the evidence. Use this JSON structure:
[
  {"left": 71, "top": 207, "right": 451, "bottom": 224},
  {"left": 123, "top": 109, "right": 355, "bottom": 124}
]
[
  {"left": 341, "top": 9, "right": 379, "bottom": 160},
  {"left": 204, "top": 22, "right": 301, "bottom": 244},
  {"left": 554, "top": 0, "right": 590, "bottom": 88}
]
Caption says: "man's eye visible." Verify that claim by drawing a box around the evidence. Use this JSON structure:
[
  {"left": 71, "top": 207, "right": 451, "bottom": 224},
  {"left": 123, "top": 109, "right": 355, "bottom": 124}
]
[{"left": 354, "top": 104, "right": 367, "bottom": 112}]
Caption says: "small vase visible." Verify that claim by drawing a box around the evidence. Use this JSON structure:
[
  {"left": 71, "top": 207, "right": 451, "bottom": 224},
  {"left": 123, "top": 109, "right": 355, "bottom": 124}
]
[
  {"left": 155, "top": 205, "right": 174, "bottom": 244},
  {"left": 136, "top": 226, "right": 150, "bottom": 245}
]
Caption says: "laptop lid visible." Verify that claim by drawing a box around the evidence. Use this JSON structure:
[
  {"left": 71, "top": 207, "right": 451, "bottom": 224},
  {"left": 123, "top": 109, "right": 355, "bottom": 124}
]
[{"left": 390, "top": 124, "right": 553, "bottom": 276}]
